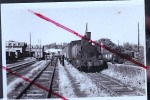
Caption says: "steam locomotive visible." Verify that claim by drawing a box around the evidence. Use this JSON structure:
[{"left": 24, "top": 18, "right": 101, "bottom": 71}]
[{"left": 62, "top": 25, "right": 108, "bottom": 72}]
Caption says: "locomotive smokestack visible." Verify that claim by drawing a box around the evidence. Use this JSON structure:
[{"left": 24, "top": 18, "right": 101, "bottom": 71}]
[
  {"left": 81, "top": 23, "right": 91, "bottom": 47},
  {"left": 85, "top": 22, "right": 91, "bottom": 39},
  {"left": 85, "top": 22, "right": 88, "bottom": 33}
]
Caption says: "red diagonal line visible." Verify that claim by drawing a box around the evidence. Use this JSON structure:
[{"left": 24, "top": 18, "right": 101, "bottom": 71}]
[
  {"left": 28, "top": 9, "right": 147, "bottom": 69},
  {"left": 2, "top": 66, "right": 68, "bottom": 100}
]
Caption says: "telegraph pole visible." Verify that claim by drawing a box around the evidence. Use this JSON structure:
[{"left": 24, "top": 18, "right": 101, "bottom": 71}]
[
  {"left": 38, "top": 39, "right": 41, "bottom": 59},
  {"left": 118, "top": 40, "right": 119, "bottom": 46},
  {"left": 38, "top": 39, "right": 40, "bottom": 59},
  {"left": 40, "top": 40, "right": 41, "bottom": 58},
  {"left": 30, "top": 33, "right": 31, "bottom": 58},
  {"left": 138, "top": 22, "right": 140, "bottom": 52},
  {"left": 118, "top": 40, "right": 120, "bottom": 52}
]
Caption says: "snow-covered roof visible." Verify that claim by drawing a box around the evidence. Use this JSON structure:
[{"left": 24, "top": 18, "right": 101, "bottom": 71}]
[{"left": 45, "top": 49, "right": 62, "bottom": 53}]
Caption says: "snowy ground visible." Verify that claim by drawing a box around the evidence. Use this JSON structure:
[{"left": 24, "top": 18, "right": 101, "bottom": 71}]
[
  {"left": 58, "top": 61, "right": 76, "bottom": 98},
  {"left": 58, "top": 60, "right": 110, "bottom": 98},
  {"left": 7, "top": 60, "right": 48, "bottom": 94},
  {"left": 7, "top": 57, "right": 36, "bottom": 68},
  {"left": 23, "top": 57, "right": 36, "bottom": 61},
  {"left": 101, "top": 62, "right": 146, "bottom": 91}
]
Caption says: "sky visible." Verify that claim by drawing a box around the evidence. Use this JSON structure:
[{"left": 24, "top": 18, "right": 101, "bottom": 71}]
[{"left": 1, "top": 1, "right": 145, "bottom": 46}]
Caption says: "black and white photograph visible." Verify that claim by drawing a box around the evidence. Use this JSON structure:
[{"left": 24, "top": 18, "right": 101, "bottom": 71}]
[{"left": 1, "top": 1, "right": 147, "bottom": 100}]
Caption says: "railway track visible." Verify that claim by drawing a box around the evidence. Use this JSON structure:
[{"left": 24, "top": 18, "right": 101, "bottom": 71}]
[
  {"left": 7, "top": 61, "right": 43, "bottom": 84},
  {"left": 7, "top": 59, "right": 35, "bottom": 68},
  {"left": 50, "top": 61, "right": 59, "bottom": 98},
  {"left": 7, "top": 61, "right": 36, "bottom": 75},
  {"left": 15, "top": 57, "right": 58, "bottom": 99},
  {"left": 87, "top": 73, "right": 145, "bottom": 96}
]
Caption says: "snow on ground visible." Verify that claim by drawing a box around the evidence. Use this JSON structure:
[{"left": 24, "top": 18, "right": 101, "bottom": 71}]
[
  {"left": 23, "top": 57, "right": 36, "bottom": 61},
  {"left": 63, "top": 60, "right": 109, "bottom": 97},
  {"left": 7, "top": 57, "right": 36, "bottom": 68},
  {"left": 58, "top": 61, "right": 77, "bottom": 98},
  {"left": 102, "top": 62, "right": 146, "bottom": 90},
  {"left": 7, "top": 60, "right": 48, "bottom": 94}
]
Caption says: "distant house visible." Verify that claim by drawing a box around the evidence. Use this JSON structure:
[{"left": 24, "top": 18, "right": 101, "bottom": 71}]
[
  {"left": 45, "top": 48, "right": 62, "bottom": 55},
  {"left": 26, "top": 45, "right": 44, "bottom": 59},
  {"left": 6, "top": 41, "right": 27, "bottom": 58}
]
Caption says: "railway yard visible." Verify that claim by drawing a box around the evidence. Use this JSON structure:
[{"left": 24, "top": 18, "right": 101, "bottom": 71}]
[
  {"left": 7, "top": 56, "right": 146, "bottom": 99},
  {"left": 6, "top": 24, "right": 146, "bottom": 99}
]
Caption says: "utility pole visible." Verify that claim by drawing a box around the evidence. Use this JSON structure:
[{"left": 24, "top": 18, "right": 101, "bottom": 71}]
[
  {"left": 30, "top": 33, "right": 31, "bottom": 58},
  {"left": 138, "top": 22, "right": 140, "bottom": 52},
  {"left": 38, "top": 39, "right": 40, "bottom": 59},
  {"left": 118, "top": 40, "right": 119, "bottom": 46},
  {"left": 40, "top": 40, "right": 41, "bottom": 58},
  {"left": 38, "top": 39, "right": 41, "bottom": 59},
  {"left": 118, "top": 40, "right": 120, "bottom": 52}
]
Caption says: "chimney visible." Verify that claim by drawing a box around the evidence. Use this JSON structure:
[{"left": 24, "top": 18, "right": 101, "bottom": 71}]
[
  {"left": 81, "top": 23, "right": 91, "bottom": 47},
  {"left": 85, "top": 22, "right": 88, "bottom": 33},
  {"left": 85, "top": 22, "right": 91, "bottom": 39}
]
